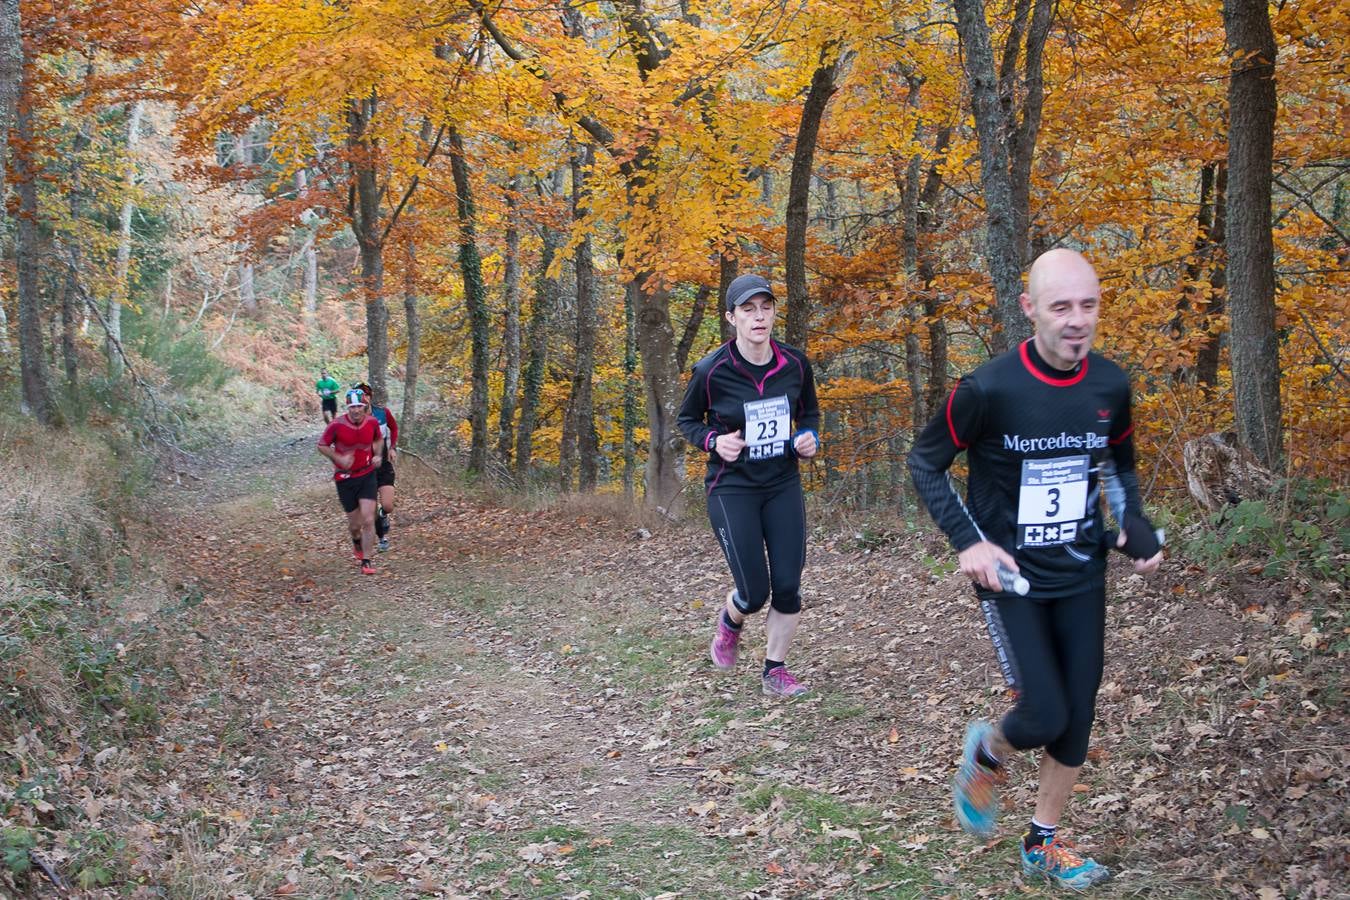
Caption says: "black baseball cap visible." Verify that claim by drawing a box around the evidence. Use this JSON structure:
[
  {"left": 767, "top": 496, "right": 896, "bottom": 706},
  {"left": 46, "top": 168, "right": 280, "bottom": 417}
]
[{"left": 725, "top": 274, "right": 776, "bottom": 312}]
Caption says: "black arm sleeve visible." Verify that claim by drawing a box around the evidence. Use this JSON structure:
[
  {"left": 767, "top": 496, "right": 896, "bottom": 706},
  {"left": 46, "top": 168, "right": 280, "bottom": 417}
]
[
  {"left": 1105, "top": 390, "right": 1144, "bottom": 519},
  {"left": 676, "top": 367, "right": 717, "bottom": 452},
  {"left": 906, "top": 378, "right": 986, "bottom": 552}
]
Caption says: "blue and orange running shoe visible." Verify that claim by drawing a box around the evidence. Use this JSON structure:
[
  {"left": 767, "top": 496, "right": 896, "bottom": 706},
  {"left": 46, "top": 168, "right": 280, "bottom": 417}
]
[
  {"left": 953, "top": 720, "right": 1005, "bottom": 838},
  {"left": 1020, "top": 835, "right": 1111, "bottom": 891}
]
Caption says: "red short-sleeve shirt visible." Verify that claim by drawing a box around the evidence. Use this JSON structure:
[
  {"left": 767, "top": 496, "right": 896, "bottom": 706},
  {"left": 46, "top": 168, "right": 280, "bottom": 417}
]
[{"left": 318, "top": 414, "right": 382, "bottom": 481}]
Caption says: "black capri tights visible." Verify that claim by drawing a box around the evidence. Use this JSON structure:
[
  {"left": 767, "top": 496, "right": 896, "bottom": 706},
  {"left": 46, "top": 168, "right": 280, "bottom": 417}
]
[
  {"left": 707, "top": 481, "right": 806, "bottom": 616},
  {"left": 980, "top": 586, "right": 1106, "bottom": 767}
]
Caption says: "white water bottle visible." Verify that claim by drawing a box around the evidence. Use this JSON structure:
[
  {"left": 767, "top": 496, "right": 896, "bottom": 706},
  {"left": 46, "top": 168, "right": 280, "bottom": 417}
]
[{"left": 996, "top": 563, "right": 1030, "bottom": 596}]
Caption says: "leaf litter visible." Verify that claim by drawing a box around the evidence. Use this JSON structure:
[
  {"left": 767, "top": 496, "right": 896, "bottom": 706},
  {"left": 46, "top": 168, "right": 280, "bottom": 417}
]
[{"left": 27, "top": 431, "right": 1343, "bottom": 898}]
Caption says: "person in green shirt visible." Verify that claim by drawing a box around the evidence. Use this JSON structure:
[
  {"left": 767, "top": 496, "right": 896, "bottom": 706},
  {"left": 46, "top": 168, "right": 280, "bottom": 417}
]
[{"left": 316, "top": 370, "right": 342, "bottom": 423}]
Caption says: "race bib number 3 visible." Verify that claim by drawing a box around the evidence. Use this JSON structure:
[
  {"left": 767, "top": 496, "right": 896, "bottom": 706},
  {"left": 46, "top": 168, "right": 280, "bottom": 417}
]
[
  {"left": 1016, "top": 455, "right": 1089, "bottom": 547},
  {"left": 744, "top": 395, "right": 790, "bottom": 461}
]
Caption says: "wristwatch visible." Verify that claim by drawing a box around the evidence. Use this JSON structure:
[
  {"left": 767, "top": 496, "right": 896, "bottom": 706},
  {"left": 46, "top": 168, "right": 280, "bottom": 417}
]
[{"left": 709, "top": 433, "right": 718, "bottom": 451}]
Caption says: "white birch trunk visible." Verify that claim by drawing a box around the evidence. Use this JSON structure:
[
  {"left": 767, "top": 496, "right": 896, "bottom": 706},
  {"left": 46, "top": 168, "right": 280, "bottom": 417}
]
[
  {"left": 236, "top": 132, "right": 257, "bottom": 314},
  {"left": 108, "top": 100, "right": 144, "bottom": 377},
  {"left": 298, "top": 168, "right": 318, "bottom": 323}
]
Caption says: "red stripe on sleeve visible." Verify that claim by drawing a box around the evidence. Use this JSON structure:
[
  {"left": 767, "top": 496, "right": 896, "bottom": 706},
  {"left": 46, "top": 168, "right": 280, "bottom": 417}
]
[{"left": 945, "top": 382, "right": 968, "bottom": 449}]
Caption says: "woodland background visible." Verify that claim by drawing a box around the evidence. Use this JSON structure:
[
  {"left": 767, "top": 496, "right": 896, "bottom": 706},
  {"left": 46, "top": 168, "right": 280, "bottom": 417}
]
[
  {"left": 0, "top": 0, "right": 1345, "bottom": 895},
  {"left": 0, "top": 0, "right": 1344, "bottom": 501}
]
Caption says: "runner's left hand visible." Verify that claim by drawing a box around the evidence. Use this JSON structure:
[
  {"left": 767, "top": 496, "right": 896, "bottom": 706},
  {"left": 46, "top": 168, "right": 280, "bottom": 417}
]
[
  {"left": 1119, "top": 530, "right": 1163, "bottom": 575},
  {"left": 793, "top": 431, "right": 817, "bottom": 458}
]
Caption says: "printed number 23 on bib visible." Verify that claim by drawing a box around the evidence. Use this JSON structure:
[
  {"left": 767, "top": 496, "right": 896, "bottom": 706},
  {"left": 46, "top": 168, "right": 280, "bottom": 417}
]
[
  {"left": 744, "top": 396, "right": 790, "bottom": 461},
  {"left": 1016, "top": 456, "right": 1089, "bottom": 547}
]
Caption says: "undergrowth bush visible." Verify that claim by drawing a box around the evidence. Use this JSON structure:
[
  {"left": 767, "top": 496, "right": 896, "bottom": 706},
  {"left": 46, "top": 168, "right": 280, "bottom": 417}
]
[
  {"left": 1180, "top": 477, "right": 1350, "bottom": 586},
  {"left": 0, "top": 427, "right": 170, "bottom": 890}
]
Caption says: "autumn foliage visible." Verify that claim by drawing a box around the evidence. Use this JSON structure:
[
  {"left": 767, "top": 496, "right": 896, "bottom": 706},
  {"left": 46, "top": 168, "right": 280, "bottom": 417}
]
[{"left": 0, "top": 0, "right": 1345, "bottom": 495}]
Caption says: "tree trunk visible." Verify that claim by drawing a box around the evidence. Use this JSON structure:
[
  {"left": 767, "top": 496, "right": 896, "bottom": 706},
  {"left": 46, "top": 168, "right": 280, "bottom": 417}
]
[
  {"left": 899, "top": 76, "right": 927, "bottom": 427},
  {"left": 569, "top": 145, "right": 600, "bottom": 491},
  {"left": 718, "top": 252, "right": 737, "bottom": 344},
  {"left": 516, "top": 187, "right": 564, "bottom": 477},
  {"left": 348, "top": 96, "right": 390, "bottom": 406},
  {"left": 15, "top": 72, "right": 51, "bottom": 423},
  {"left": 1173, "top": 162, "right": 1228, "bottom": 385},
  {"left": 622, "top": 279, "right": 639, "bottom": 500},
  {"left": 237, "top": 261, "right": 257, "bottom": 314},
  {"left": 108, "top": 101, "right": 145, "bottom": 377},
  {"left": 633, "top": 274, "right": 684, "bottom": 511},
  {"left": 1172, "top": 163, "right": 1217, "bottom": 351},
  {"left": 496, "top": 174, "right": 524, "bottom": 466},
  {"left": 676, "top": 286, "right": 709, "bottom": 374},
  {"left": 296, "top": 168, "right": 318, "bottom": 325},
  {"left": 952, "top": 0, "right": 1032, "bottom": 350},
  {"left": 920, "top": 126, "right": 953, "bottom": 416},
  {"left": 1197, "top": 165, "right": 1228, "bottom": 389},
  {"left": 0, "top": 0, "right": 20, "bottom": 203},
  {"left": 401, "top": 245, "right": 420, "bottom": 442},
  {"left": 1223, "top": 0, "right": 1283, "bottom": 469},
  {"left": 1004, "top": 0, "right": 1053, "bottom": 264},
  {"left": 448, "top": 128, "right": 491, "bottom": 475},
  {"left": 62, "top": 102, "right": 94, "bottom": 390},
  {"left": 557, "top": 5, "right": 598, "bottom": 492},
  {"left": 233, "top": 131, "right": 257, "bottom": 316},
  {"left": 784, "top": 44, "right": 847, "bottom": 350}
]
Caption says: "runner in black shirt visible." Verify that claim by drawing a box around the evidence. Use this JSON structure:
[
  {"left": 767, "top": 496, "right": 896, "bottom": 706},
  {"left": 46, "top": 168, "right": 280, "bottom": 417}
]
[
  {"left": 908, "top": 249, "right": 1162, "bottom": 890},
  {"left": 678, "top": 274, "right": 820, "bottom": 698}
]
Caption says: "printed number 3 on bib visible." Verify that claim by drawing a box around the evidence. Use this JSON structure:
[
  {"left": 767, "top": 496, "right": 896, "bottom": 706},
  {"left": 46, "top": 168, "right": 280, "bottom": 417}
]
[
  {"left": 1016, "top": 455, "right": 1089, "bottom": 547},
  {"left": 744, "top": 396, "right": 790, "bottom": 461}
]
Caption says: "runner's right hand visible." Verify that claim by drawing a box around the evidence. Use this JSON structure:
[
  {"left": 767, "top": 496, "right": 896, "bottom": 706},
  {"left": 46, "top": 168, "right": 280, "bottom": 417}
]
[
  {"left": 715, "top": 430, "right": 746, "bottom": 463},
  {"left": 335, "top": 451, "right": 355, "bottom": 469},
  {"left": 958, "top": 541, "right": 1020, "bottom": 593}
]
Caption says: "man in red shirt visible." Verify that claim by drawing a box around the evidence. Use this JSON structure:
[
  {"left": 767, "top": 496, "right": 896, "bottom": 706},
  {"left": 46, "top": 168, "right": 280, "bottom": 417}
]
[{"left": 317, "top": 389, "right": 384, "bottom": 574}]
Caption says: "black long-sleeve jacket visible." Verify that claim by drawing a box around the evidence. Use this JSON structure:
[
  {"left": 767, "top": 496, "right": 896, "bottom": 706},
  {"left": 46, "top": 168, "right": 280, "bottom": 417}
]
[
  {"left": 907, "top": 340, "right": 1145, "bottom": 599},
  {"left": 677, "top": 340, "right": 820, "bottom": 495}
]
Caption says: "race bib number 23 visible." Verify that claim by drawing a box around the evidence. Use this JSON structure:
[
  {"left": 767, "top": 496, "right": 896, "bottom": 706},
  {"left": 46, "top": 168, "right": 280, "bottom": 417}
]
[{"left": 743, "top": 395, "right": 790, "bottom": 461}]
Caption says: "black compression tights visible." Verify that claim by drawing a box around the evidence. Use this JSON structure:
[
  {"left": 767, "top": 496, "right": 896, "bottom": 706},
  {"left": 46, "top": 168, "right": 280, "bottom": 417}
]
[
  {"left": 706, "top": 480, "right": 806, "bottom": 616},
  {"left": 980, "top": 586, "right": 1106, "bottom": 767}
]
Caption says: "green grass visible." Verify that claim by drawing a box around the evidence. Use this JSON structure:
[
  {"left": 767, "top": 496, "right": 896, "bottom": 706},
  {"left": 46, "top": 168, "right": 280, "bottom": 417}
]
[
  {"left": 429, "top": 573, "right": 520, "bottom": 620},
  {"left": 581, "top": 620, "right": 699, "bottom": 693},
  {"left": 461, "top": 822, "right": 762, "bottom": 896},
  {"left": 734, "top": 783, "right": 1029, "bottom": 896},
  {"left": 820, "top": 693, "right": 869, "bottom": 720},
  {"left": 689, "top": 705, "right": 740, "bottom": 740}
]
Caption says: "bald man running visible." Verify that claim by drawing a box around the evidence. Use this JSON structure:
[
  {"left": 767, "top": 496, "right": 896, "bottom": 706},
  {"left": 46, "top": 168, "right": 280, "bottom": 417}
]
[{"left": 907, "top": 249, "right": 1163, "bottom": 890}]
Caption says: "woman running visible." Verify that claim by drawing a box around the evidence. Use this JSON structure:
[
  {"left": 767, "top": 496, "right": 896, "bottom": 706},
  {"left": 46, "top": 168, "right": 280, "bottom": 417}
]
[{"left": 677, "top": 274, "right": 820, "bottom": 698}]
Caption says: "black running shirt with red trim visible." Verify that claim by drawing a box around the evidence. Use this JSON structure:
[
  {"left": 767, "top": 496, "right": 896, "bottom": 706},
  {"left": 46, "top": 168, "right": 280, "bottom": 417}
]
[
  {"left": 319, "top": 414, "right": 382, "bottom": 481},
  {"left": 908, "top": 339, "right": 1142, "bottom": 599},
  {"left": 677, "top": 339, "right": 820, "bottom": 495}
]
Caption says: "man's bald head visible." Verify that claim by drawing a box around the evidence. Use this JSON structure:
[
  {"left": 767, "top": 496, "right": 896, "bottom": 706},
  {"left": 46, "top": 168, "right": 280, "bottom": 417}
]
[
  {"left": 1026, "top": 249, "right": 1099, "bottom": 303},
  {"left": 1020, "top": 249, "right": 1102, "bottom": 371}
]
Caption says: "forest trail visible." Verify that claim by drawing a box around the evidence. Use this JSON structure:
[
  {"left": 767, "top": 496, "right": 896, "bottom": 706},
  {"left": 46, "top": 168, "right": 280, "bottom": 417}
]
[{"left": 133, "top": 429, "right": 1343, "bottom": 898}]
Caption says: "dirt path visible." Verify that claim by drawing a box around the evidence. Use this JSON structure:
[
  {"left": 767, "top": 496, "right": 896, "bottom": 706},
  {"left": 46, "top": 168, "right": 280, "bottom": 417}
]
[{"left": 134, "top": 431, "right": 1345, "bottom": 898}]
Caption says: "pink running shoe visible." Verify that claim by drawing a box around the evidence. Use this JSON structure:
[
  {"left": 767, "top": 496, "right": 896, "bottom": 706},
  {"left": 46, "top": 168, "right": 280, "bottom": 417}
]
[
  {"left": 762, "top": 666, "right": 809, "bottom": 698},
  {"left": 709, "top": 602, "right": 741, "bottom": 670}
]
